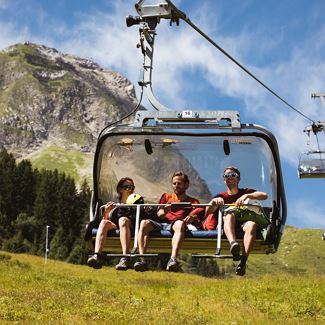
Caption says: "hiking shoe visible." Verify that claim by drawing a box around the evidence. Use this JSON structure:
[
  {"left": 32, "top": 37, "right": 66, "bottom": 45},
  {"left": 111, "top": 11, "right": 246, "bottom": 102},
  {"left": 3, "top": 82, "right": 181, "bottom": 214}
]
[
  {"left": 166, "top": 257, "right": 180, "bottom": 272},
  {"left": 87, "top": 253, "right": 102, "bottom": 269},
  {"left": 134, "top": 258, "right": 148, "bottom": 272},
  {"left": 116, "top": 257, "right": 129, "bottom": 271},
  {"left": 235, "top": 263, "right": 246, "bottom": 276},
  {"left": 230, "top": 241, "right": 241, "bottom": 261}
]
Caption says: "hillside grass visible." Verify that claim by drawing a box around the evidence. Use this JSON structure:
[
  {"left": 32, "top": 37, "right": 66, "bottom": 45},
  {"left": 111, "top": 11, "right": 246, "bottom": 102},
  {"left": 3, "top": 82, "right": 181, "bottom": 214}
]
[
  {"left": 27, "top": 144, "right": 92, "bottom": 186},
  {"left": 248, "top": 226, "right": 325, "bottom": 276},
  {"left": 0, "top": 250, "right": 324, "bottom": 325}
]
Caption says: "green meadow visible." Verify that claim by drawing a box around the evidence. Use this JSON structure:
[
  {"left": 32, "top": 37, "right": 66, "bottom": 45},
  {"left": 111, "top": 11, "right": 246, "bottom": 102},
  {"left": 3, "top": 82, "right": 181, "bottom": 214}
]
[
  {"left": 1, "top": 226, "right": 324, "bottom": 325},
  {"left": 26, "top": 144, "right": 93, "bottom": 187}
]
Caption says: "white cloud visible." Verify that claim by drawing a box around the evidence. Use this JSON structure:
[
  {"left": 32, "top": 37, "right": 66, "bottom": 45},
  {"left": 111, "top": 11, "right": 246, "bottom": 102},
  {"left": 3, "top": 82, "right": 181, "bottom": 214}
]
[
  {"left": 289, "top": 199, "right": 325, "bottom": 229},
  {"left": 0, "top": 22, "right": 29, "bottom": 49},
  {"left": 1, "top": 0, "right": 324, "bottom": 169},
  {"left": 0, "top": 0, "right": 9, "bottom": 9}
]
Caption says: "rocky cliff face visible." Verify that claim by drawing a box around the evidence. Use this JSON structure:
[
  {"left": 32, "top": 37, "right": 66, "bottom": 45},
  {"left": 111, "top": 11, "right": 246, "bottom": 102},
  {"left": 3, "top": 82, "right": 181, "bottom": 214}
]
[
  {"left": 0, "top": 42, "right": 211, "bottom": 199},
  {"left": 0, "top": 42, "right": 137, "bottom": 156}
]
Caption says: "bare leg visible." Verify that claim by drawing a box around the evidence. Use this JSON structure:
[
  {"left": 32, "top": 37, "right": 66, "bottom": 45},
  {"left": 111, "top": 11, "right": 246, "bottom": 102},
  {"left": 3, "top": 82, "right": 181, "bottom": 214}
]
[
  {"left": 242, "top": 221, "right": 257, "bottom": 257},
  {"left": 118, "top": 217, "right": 133, "bottom": 254},
  {"left": 95, "top": 219, "right": 117, "bottom": 253},
  {"left": 137, "top": 219, "right": 154, "bottom": 254},
  {"left": 223, "top": 213, "right": 237, "bottom": 244},
  {"left": 171, "top": 220, "right": 186, "bottom": 258}
]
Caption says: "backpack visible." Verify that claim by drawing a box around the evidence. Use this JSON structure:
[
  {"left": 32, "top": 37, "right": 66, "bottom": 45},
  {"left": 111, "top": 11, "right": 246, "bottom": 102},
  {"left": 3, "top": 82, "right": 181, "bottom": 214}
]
[{"left": 202, "top": 212, "right": 218, "bottom": 231}]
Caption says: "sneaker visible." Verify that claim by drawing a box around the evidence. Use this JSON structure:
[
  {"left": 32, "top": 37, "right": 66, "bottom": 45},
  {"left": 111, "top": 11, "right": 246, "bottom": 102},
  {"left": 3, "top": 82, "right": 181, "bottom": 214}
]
[
  {"left": 166, "top": 257, "right": 180, "bottom": 272},
  {"left": 230, "top": 241, "right": 241, "bottom": 261},
  {"left": 116, "top": 257, "right": 129, "bottom": 271},
  {"left": 235, "top": 263, "right": 246, "bottom": 276},
  {"left": 87, "top": 253, "right": 102, "bottom": 269},
  {"left": 134, "top": 258, "right": 148, "bottom": 272}
]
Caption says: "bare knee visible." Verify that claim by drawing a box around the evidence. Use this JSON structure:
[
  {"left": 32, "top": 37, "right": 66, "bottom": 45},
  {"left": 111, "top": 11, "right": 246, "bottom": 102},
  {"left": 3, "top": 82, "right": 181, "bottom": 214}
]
[
  {"left": 139, "top": 219, "right": 154, "bottom": 232},
  {"left": 223, "top": 213, "right": 235, "bottom": 226},
  {"left": 243, "top": 221, "right": 257, "bottom": 234},
  {"left": 172, "top": 220, "right": 186, "bottom": 233},
  {"left": 100, "top": 219, "right": 116, "bottom": 230},
  {"left": 119, "top": 217, "right": 131, "bottom": 228}
]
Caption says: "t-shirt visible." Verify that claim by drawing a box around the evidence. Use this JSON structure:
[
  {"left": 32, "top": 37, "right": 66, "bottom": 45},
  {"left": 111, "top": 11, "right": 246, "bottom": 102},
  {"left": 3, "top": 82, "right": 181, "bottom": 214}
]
[
  {"left": 158, "top": 193, "right": 201, "bottom": 223},
  {"left": 215, "top": 188, "right": 256, "bottom": 204},
  {"left": 110, "top": 205, "right": 155, "bottom": 225}
]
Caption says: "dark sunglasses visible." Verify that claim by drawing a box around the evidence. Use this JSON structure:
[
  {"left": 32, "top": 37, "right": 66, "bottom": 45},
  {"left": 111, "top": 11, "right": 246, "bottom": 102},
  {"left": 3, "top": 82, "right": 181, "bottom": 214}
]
[
  {"left": 223, "top": 172, "right": 239, "bottom": 179},
  {"left": 120, "top": 185, "right": 135, "bottom": 190}
]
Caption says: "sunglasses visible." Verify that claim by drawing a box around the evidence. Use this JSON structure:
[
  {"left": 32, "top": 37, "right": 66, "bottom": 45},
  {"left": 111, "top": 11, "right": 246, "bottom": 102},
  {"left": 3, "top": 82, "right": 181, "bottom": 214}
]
[
  {"left": 120, "top": 185, "right": 135, "bottom": 190},
  {"left": 223, "top": 172, "right": 239, "bottom": 179}
]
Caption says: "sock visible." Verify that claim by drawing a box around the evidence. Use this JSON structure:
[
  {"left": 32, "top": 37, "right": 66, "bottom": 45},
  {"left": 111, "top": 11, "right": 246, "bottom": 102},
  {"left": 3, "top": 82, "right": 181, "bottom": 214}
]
[{"left": 240, "top": 255, "right": 248, "bottom": 265}]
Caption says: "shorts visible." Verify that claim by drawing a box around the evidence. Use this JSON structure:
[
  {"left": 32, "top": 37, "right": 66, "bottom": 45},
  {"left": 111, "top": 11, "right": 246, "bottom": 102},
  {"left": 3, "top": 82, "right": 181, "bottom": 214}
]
[
  {"left": 147, "top": 220, "right": 171, "bottom": 231},
  {"left": 147, "top": 219, "right": 198, "bottom": 233},
  {"left": 110, "top": 207, "right": 148, "bottom": 228},
  {"left": 223, "top": 207, "right": 269, "bottom": 228}
]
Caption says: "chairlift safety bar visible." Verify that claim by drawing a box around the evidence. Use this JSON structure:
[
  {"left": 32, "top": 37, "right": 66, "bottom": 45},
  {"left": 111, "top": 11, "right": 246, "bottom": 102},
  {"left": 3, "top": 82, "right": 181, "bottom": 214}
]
[
  {"left": 101, "top": 202, "right": 266, "bottom": 256},
  {"left": 103, "top": 203, "right": 221, "bottom": 254}
]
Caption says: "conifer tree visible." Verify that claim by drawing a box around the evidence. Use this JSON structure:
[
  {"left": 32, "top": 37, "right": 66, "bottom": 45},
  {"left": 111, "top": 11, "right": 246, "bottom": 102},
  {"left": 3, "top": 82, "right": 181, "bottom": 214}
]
[
  {"left": 13, "top": 159, "right": 36, "bottom": 216},
  {"left": 0, "top": 148, "right": 17, "bottom": 234}
]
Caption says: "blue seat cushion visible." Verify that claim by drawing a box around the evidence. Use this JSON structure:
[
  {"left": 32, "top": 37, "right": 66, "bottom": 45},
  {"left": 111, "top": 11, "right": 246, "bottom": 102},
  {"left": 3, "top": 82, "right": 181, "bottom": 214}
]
[{"left": 91, "top": 228, "right": 263, "bottom": 239}]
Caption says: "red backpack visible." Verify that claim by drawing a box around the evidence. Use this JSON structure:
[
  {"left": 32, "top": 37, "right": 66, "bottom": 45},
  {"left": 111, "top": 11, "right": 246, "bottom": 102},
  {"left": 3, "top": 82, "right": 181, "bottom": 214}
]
[{"left": 202, "top": 212, "right": 218, "bottom": 230}]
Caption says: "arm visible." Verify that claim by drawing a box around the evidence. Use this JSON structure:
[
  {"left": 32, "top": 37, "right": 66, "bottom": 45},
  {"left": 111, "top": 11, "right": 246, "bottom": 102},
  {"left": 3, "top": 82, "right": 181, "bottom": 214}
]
[
  {"left": 184, "top": 206, "right": 205, "bottom": 225},
  {"left": 205, "top": 197, "right": 224, "bottom": 215},
  {"left": 157, "top": 193, "right": 170, "bottom": 220},
  {"left": 102, "top": 202, "right": 115, "bottom": 220},
  {"left": 157, "top": 205, "right": 171, "bottom": 220},
  {"left": 236, "top": 191, "right": 268, "bottom": 205}
]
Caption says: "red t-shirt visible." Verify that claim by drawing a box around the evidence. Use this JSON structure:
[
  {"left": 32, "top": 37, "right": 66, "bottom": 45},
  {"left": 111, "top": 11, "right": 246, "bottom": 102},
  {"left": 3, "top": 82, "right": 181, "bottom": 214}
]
[
  {"left": 159, "top": 193, "right": 201, "bottom": 223},
  {"left": 215, "top": 188, "right": 255, "bottom": 204}
]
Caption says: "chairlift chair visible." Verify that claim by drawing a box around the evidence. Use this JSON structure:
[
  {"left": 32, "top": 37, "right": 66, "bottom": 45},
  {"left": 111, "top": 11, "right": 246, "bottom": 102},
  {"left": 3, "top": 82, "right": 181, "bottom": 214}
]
[
  {"left": 298, "top": 150, "right": 325, "bottom": 179},
  {"left": 84, "top": 0, "right": 287, "bottom": 259},
  {"left": 298, "top": 93, "right": 325, "bottom": 179}
]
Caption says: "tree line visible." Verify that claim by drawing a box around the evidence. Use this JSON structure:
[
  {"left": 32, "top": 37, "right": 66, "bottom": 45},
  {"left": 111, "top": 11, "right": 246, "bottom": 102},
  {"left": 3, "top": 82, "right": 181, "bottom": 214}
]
[
  {"left": 0, "top": 148, "right": 90, "bottom": 264},
  {"left": 0, "top": 148, "right": 232, "bottom": 276}
]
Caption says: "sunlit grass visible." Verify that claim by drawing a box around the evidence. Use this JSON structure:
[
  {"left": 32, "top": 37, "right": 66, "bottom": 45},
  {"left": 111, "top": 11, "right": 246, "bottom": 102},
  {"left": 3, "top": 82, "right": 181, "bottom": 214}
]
[
  {"left": 0, "top": 252, "right": 324, "bottom": 324},
  {"left": 27, "top": 145, "right": 92, "bottom": 186}
]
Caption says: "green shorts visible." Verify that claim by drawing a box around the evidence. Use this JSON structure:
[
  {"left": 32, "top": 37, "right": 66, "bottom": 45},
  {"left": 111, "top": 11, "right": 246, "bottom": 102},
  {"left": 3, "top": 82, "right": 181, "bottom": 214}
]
[{"left": 223, "top": 206, "right": 270, "bottom": 228}]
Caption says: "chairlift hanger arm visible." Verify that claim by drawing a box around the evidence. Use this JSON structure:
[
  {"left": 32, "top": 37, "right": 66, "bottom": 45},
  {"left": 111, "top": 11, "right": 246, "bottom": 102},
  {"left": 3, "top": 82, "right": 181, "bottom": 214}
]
[{"left": 127, "top": 1, "right": 188, "bottom": 111}]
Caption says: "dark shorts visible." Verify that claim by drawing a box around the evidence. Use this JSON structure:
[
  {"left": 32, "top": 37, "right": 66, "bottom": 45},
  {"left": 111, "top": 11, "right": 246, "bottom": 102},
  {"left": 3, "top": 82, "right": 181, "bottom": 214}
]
[
  {"left": 148, "top": 219, "right": 171, "bottom": 231},
  {"left": 110, "top": 207, "right": 150, "bottom": 228},
  {"left": 147, "top": 219, "right": 197, "bottom": 233}
]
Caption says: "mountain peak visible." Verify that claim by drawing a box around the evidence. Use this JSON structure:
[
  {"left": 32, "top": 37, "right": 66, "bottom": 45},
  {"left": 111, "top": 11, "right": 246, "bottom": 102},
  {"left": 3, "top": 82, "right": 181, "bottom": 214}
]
[{"left": 0, "top": 42, "right": 137, "bottom": 157}]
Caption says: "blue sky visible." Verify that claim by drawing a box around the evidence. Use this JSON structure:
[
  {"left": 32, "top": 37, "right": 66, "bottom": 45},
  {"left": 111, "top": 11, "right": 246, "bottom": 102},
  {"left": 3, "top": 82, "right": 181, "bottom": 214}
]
[{"left": 0, "top": 0, "right": 324, "bottom": 229}]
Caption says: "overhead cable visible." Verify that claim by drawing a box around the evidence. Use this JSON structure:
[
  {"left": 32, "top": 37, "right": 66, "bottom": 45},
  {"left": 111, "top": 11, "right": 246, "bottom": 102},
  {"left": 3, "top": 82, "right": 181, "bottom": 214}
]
[
  {"left": 98, "top": 86, "right": 144, "bottom": 139},
  {"left": 179, "top": 13, "right": 316, "bottom": 123}
]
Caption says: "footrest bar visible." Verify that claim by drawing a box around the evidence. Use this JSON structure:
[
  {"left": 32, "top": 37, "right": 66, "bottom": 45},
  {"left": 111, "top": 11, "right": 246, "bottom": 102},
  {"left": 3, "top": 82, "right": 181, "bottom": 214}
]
[
  {"left": 106, "top": 253, "right": 159, "bottom": 257},
  {"left": 192, "top": 254, "right": 234, "bottom": 259}
]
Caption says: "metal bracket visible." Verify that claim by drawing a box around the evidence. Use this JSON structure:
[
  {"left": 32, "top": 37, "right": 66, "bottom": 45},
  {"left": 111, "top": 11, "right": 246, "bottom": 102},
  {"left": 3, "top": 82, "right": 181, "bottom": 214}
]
[
  {"left": 133, "top": 110, "right": 241, "bottom": 130},
  {"left": 311, "top": 92, "right": 325, "bottom": 109},
  {"left": 134, "top": 0, "right": 187, "bottom": 23}
]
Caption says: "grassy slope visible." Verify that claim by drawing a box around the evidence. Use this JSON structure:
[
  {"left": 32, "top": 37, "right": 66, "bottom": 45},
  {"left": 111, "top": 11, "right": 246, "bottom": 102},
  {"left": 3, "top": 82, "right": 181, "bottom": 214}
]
[
  {"left": 248, "top": 226, "right": 325, "bottom": 276},
  {"left": 25, "top": 144, "right": 93, "bottom": 187},
  {"left": 1, "top": 227, "right": 324, "bottom": 325}
]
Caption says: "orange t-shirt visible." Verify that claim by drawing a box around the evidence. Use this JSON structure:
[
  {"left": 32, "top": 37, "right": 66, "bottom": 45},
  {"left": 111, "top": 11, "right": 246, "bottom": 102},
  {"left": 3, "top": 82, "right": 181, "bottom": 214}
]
[{"left": 159, "top": 193, "right": 203, "bottom": 227}]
